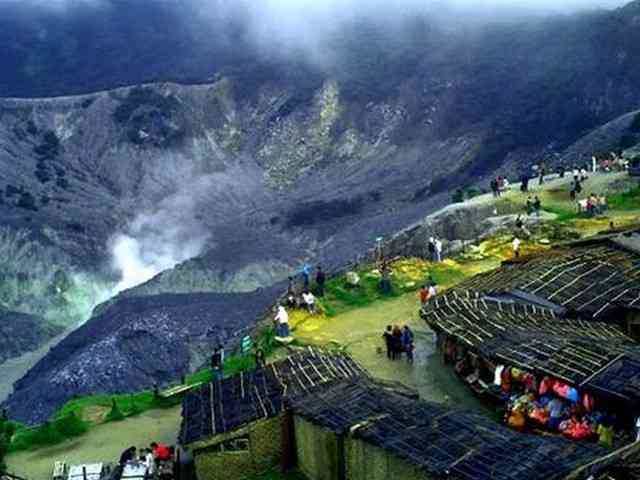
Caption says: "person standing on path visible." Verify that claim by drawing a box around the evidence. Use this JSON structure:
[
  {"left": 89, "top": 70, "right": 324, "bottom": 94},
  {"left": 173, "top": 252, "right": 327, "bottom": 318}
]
[
  {"left": 382, "top": 325, "right": 394, "bottom": 360},
  {"left": 402, "top": 325, "right": 415, "bottom": 363},
  {"left": 512, "top": 237, "right": 521, "bottom": 258},
  {"left": 435, "top": 238, "right": 443, "bottom": 263},
  {"left": 315, "top": 266, "right": 326, "bottom": 297},
  {"left": 301, "top": 263, "right": 311, "bottom": 289}
]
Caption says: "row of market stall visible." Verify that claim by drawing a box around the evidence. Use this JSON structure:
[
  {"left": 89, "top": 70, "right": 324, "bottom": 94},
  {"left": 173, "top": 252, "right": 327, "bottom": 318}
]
[{"left": 422, "top": 229, "right": 640, "bottom": 447}]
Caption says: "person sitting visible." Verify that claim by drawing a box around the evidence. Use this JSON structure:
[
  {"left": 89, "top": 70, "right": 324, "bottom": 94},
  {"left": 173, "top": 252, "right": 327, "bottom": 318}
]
[
  {"left": 119, "top": 446, "right": 137, "bottom": 466},
  {"left": 302, "top": 290, "right": 316, "bottom": 314},
  {"left": 151, "top": 442, "right": 172, "bottom": 462}
]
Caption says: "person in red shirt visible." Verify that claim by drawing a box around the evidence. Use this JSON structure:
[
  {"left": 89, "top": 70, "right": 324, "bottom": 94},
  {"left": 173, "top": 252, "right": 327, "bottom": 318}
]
[
  {"left": 418, "top": 285, "right": 429, "bottom": 306},
  {"left": 151, "top": 442, "right": 171, "bottom": 461}
]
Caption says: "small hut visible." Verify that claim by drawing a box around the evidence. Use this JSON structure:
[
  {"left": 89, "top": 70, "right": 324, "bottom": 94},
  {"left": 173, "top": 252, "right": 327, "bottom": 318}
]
[
  {"left": 456, "top": 228, "right": 640, "bottom": 327},
  {"left": 179, "top": 347, "right": 367, "bottom": 480},
  {"left": 290, "top": 380, "right": 613, "bottom": 480}
]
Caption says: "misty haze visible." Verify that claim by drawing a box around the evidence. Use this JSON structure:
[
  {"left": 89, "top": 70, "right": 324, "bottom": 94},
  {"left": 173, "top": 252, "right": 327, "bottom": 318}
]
[{"left": 0, "top": 1, "right": 640, "bottom": 479}]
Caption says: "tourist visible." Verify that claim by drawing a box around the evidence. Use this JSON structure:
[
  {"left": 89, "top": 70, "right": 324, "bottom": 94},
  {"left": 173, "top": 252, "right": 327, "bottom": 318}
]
[
  {"left": 597, "top": 420, "right": 614, "bottom": 448},
  {"left": 526, "top": 196, "right": 533, "bottom": 216},
  {"left": 512, "top": 237, "right": 521, "bottom": 258},
  {"left": 435, "top": 238, "right": 443, "bottom": 262},
  {"left": 211, "top": 345, "right": 224, "bottom": 381},
  {"left": 419, "top": 285, "right": 429, "bottom": 307},
  {"left": 490, "top": 178, "right": 498, "bottom": 197},
  {"left": 302, "top": 289, "right": 316, "bottom": 314},
  {"left": 274, "top": 304, "right": 290, "bottom": 338},
  {"left": 598, "top": 194, "right": 608, "bottom": 213},
  {"left": 515, "top": 214, "right": 530, "bottom": 236},
  {"left": 151, "top": 442, "right": 172, "bottom": 462},
  {"left": 254, "top": 347, "right": 266, "bottom": 369},
  {"left": 533, "top": 196, "right": 541, "bottom": 216},
  {"left": 428, "top": 283, "right": 437, "bottom": 299},
  {"left": 382, "top": 325, "right": 393, "bottom": 360},
  {"left": 142, "top": 449, "right": 155, "bottom": 475},
  {"left": 380, "top": 260, "right": 392, "bottom": 294},
  {"left": 315, "top": 266, "right": 326, "bottom": 297},
  {"left": 580, "top": 167, "right": 588, "bottom": 182},
  {"left": 119, "top": 446, "right": 137, "bottom": 466},
  {"left": 538, "top": 162, "right": 546, "bottom": 185},
  {"left": 301, "top": 263, "right": 311, "bottom": 289},
  {"left": 402, "top": 325, "right": 415, "bottom": 363},
  {"left": 392, "top": 326, "right": 403, "bottom": 360},
  {"left": 546, "top": 397, "right": 566, "bottom": 431},
  {"left": 520, "top": 174, "right": 529, "bottom": 193},
  {"left": 427, "top": 237, "right": 436, "bottom": 261}
]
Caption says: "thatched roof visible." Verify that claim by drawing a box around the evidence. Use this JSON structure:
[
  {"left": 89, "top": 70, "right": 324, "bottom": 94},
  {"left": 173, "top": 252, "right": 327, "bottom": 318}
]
[
  {"left": 292, "top": 381, "right": 610, "bottom": 480},
  {"left": 459, "top": 231, "right": 640, "bottom": 320},
  {"left": 422, "top": 290, "right": 640, "bottom": 400},
  {"left": 180, "top": 347, "right": 367, "bottom": 445}
]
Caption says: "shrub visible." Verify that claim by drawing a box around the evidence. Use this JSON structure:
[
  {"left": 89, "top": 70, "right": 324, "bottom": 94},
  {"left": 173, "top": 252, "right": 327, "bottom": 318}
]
[{"left": 105, "top": 399, "right": 125, "bottom": 422}]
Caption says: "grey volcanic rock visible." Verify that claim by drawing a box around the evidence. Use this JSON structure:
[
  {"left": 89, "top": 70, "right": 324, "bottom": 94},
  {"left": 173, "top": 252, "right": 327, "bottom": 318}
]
[
  {"left": 4, "top": 287, "right": 280, "bottom": 424},
  {"left": 0, "top": 307, "right": 63, "bottom": 364}
]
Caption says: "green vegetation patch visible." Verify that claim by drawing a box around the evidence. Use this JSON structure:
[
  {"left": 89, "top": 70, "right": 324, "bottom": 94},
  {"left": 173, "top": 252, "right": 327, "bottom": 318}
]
[
  {"left": 608, "top": 185, "right": 640, "bottom": 211},
  {"left": 9, "top": 412, "right": 87, "bottom": 453},
  {"left": 319, "top": 259, "right": 467, "bottom": 317}
]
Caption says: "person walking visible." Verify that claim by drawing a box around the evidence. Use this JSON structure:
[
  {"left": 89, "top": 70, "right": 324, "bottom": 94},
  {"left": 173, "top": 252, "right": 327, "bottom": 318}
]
[
  {"left": 315, "top": 266, "right": 326, "bottom": 297},
  {"left": 302, "top": 289, "right": 316, "bottom": 314},
  {"left": 274, "top": 304, "right": 290, "bottom": 338},
  {"left": 512, "top": 237, "right": 521, "bottom": 258}
]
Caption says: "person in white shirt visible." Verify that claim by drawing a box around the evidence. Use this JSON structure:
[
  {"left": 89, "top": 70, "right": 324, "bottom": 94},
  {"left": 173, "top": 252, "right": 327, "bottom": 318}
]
[
  {"left": 434, "top": 238, "right": 443, "bottom": 262},
  {"left": 512, "top": 237, "right": 521, "bottom": 258},
  {"left": 274, "top": 305, "right": 290, "bottom": 338},
  {"left": 302, "top": 290, "right": 316, "bottom": 314}
]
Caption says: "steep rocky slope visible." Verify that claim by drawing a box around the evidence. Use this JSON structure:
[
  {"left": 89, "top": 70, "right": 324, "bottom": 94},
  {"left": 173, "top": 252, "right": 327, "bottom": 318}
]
[
  {"left": 0, "top": 307, "right": 62, "bottom": 364},
  {"left": 6, "top": 287, "right": 280, "bottom": 424}
]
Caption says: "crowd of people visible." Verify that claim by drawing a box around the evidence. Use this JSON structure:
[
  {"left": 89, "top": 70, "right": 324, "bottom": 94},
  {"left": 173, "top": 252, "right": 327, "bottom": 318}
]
[
  {"left": 382, "top": 325, "right": 415, "bottom": 362},
  {"left": 118, "top": 442, "right": 174, "bottom": 479}
]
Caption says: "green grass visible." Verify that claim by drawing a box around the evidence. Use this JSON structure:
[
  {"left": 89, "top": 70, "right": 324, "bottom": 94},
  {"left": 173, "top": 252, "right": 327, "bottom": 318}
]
[
  {"left": 9, "top": 412, "right": 88, "bottom": 453},
  {"left": 608, "top": 186, "right": 640, "bottom": 211},
  {"left": 541, "top": 205, "right": 579, "bottom": 223},
  {"left": 6, "top": 348, "right": 262, "bottom": 453},
  {"left": 247, "top": 469, "right": 308, "bottom": 480},
  {"left": 317, "top": 260, "right": 468, "bottom": 318}
]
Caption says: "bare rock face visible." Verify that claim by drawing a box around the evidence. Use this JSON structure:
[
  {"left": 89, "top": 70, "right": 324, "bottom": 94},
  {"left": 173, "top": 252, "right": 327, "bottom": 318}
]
[{"left": 5, "top": 287, "right": 280, "bottom": 424}]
